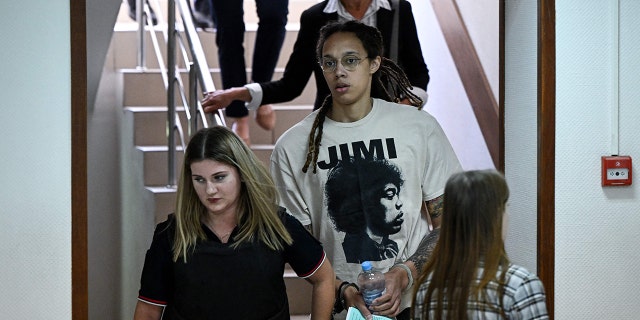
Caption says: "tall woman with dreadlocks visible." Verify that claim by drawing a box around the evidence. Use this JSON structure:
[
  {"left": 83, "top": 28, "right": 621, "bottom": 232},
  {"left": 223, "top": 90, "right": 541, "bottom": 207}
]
[{"left": 269, "top": 20, "right": 462, "bottom": 320}]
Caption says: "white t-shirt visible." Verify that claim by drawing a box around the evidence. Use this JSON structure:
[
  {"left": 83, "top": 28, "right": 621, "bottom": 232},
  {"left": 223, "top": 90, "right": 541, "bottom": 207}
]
[{"left": 270, "top": 98, "right": 462, "bottom": 312}]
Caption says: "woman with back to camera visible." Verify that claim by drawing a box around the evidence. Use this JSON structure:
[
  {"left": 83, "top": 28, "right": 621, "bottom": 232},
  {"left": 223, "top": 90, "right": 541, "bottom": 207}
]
[
  {"left": 411, "top": 170, "right": 549, "bottom": 319},
  {"left": 269, "top": 20, "right": 462, "bottom": 320},
  {"left": 133, "top": 126, "right": 335, "bottom": 320}
]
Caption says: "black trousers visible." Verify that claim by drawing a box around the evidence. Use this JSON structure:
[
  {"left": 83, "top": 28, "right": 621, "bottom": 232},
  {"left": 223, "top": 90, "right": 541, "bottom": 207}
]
[{"left": 210, "top": 0, "right": 289, "bottom": 118}]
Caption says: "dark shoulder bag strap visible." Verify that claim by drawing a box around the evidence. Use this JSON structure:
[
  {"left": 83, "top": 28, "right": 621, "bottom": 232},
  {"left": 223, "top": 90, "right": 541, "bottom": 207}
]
[
  {"left": 390, "top": 0, "right": 399, "bottom": 62},
  {"left": 386, "top": 0, "right": 401, "bottom": 99}
]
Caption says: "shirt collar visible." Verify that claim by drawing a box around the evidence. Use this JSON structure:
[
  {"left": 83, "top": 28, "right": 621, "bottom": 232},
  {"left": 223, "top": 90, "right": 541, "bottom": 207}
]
[{"left": 324, "top": 0, "right": 392, "bottom": 22}]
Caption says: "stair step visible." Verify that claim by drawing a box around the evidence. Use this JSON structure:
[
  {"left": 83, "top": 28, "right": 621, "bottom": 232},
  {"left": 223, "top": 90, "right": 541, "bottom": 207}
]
[
  {"left": 137, "top": 145, "right": 184, "bottom": 186},
  {"left": 125, "top": 106, "right": 192, "bottom": 146},
  {"left": 249, "top": 144, "right": 275, "bottom": 169},
  {"left": 144, "top": 186, "right": 177, "bottom": 224},
  {"left": 111, "top": 26, "right": 302, "bottom": 71},
  {"left": 284, "top": 264, "right": 313, "bottom": 316},
  {"left": 121, "top": 68, "right": 317, "bottom": 107},
  {"left": 125, "top": 105, "right": 310, "bottom": 187},
  {"left": 270, "top": 105, "right": 313, "bottom": 138},
  {"left": 116, "top": 0, "right": 319, "bottom": 26},
  {"left": 125, "top": 105, "right": 312, "bottom": 147},
  {"left": 223, "top": 105, "right": 313, "bottom": 146}
]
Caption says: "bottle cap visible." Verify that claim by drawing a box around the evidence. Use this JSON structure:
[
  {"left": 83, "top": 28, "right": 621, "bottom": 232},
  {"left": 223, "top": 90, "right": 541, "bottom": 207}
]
[{"left": 361, "top": 261, "right": 372, "bottom": 271}]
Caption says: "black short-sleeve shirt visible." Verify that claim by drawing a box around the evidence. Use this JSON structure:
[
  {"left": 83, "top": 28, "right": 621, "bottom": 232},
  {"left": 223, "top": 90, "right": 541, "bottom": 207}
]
[{"left": 137, "top": 208, "right": 325, "bottom": 319}]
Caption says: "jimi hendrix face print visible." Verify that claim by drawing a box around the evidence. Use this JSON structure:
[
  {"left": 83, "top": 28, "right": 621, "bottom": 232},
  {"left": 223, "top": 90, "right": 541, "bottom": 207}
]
[{"left": 325, "top": 157, "right": 405, "bottom": 263}]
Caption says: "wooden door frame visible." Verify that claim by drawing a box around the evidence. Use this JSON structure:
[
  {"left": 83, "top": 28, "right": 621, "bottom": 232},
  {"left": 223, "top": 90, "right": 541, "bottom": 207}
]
[
  {"left": 538, "top": 0, "right": 556, "bottom": 318},
  {"left": 71, "top": 0, "right": 88, "bottom": 318}
]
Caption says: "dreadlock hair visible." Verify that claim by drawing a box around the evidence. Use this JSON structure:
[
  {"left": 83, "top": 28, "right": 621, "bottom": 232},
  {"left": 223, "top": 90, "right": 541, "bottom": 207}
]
[{"left": 302, "top": 20, "right": 423, "bottom": 173}]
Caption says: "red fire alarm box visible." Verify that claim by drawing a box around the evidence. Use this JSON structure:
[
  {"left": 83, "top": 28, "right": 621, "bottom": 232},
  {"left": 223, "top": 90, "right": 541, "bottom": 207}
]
[{"left": 601, "top": 155, "right": 632, "bottom": 186}]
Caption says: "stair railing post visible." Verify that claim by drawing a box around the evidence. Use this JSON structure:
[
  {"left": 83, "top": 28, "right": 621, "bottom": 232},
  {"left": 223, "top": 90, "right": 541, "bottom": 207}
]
[
  {"left": 136, "top": 0, "right": 146, "bottom": 69},
  {"left": 189, "top": 62, "right": 199, "bottom": 137},
  {"left": 167, "top": 0, "right": 177, "bottom": 188}
]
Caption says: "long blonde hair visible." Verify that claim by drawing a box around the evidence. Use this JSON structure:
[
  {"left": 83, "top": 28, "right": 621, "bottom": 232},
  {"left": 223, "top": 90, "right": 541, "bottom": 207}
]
[
  {"left": 172, "top": 126, "right": 293, "bottom": 262},
  {"left": 412, "top": 170, "right": 510, "bottom": 319}
]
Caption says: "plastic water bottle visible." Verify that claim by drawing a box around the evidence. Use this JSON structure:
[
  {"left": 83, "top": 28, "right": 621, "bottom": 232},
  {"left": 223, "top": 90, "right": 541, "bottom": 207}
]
[{"left": 357, "top": 261, "right": 386, "bottom": 308}]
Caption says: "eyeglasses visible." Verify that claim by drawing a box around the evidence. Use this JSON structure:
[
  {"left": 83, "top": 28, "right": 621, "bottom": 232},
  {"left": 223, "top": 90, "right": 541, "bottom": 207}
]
[{"left": 319, "top": 55, "right": 368, "bottom": 73}]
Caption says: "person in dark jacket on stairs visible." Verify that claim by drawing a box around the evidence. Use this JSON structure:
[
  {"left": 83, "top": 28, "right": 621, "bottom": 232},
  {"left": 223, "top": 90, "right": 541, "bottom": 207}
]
[
  {"left": 201, "top": 0, "right": 429, "bottom": 124},
  {"left": 205, "top": 0, "right": 289, "bottom": 146}
]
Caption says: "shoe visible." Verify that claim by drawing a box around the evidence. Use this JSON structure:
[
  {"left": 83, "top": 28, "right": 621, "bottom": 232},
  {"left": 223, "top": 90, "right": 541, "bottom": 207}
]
[
  {"left": 231, "top": 116, "right": 251, "bottom": 146},
  {"left": 192, "top": 11, "right": 214, "bottom": 29},
  {"left": 128, "top": 1, "right": 158, "bottom": 25},
  {"left": 255, "top": 105, "right": 276, "bottom": 131}
]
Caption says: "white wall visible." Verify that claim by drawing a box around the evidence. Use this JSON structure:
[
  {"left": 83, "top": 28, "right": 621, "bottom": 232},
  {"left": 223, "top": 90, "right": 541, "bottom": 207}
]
[
  {"left": 409, "top": 0, "right": 495, "bottom": 170},
  {"left": 409, "top": 0, "right": 540, "bottom": 282},
  {"left": 504, "top": 0, "right": 539, "bottom": 273},
  {"left": 408, "top": 0, "right": 538, "bottom": 271},
  {"left": 456, "top": 0, "right": 500, "bottom": 100},
  {"left": 0, "top": 0, "right": 72, "bottom": 318},
  {"left": 505, "top": 0, "right": 640, "bottom": 318},
  {"left": 88, "top": 49, "right": 124, "bottom": 320},
  {"left": 86, "top": 1, "right": 124, "bottom": 319},
  {"left": 555, "top": 1, "right": 640, "bottom": 318},
  {"left": 87, "top": 0, "right": 122, "bottom": 111}
]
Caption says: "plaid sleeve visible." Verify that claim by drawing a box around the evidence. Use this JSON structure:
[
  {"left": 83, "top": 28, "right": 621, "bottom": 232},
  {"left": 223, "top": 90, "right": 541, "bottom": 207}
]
[{"left": 508, "top": 266, "right": 549, "bottom": 319}]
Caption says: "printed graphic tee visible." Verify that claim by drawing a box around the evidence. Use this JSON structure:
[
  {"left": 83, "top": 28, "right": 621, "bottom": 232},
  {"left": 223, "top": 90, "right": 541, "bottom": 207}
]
[{"left": 270, "top": 98, "right": 462, "bottom": 312}]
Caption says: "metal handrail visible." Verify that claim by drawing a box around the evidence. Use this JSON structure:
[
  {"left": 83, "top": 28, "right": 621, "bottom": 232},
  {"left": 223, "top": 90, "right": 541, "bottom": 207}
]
[{"left": 134, "top": 0, "right": 225, "bottom": 187}]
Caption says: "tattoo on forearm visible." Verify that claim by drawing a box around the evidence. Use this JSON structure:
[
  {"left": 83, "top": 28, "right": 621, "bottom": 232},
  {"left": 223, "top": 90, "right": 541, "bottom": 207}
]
[
  {"left": 408, "top": 196, "right": 444, "bottom": 271},
  {"left": 408, "top": 228, "right": 440, "bottom": 272},
  {"left": 427, "top": 195, "right": 444, "bottom": 219}
]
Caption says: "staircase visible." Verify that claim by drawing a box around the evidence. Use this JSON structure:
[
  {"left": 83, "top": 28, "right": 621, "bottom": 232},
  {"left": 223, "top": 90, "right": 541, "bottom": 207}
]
[{"left": 112, "top": 1, "right": 319, "bottom": 318}]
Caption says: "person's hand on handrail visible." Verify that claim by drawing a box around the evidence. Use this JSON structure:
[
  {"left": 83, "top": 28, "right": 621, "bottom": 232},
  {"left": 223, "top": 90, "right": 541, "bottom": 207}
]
[{"left": 201, "top": 87, "right": 251, "bottom": 114}]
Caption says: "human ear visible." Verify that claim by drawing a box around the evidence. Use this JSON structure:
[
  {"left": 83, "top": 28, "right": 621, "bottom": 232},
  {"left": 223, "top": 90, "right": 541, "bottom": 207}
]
[{"left": 369, "top": 56, "right": 381, "bottom": 74}]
